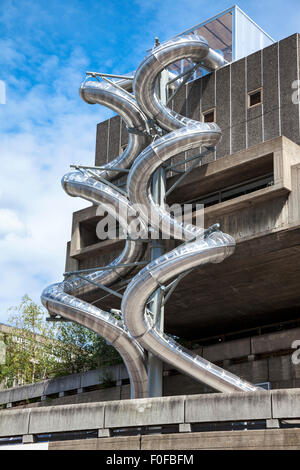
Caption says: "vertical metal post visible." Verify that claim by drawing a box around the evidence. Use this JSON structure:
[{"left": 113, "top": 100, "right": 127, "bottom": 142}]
[{"left": 147, "top": 65, "right": 168, "bottom": 398}]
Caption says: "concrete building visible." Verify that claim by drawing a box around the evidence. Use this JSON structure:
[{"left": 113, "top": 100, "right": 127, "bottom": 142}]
[
  {"left": 65, "top": 23, "right": 300, "bottom": 394},
  {"left": 2, "top": 7, "right": 300, "bottom": 450}
]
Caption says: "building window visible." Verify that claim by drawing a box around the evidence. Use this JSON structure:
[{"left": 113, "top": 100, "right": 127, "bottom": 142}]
[
  {"left": 202, "top": 108, "right": 216, "bottom": 123},
  {"left": 248, "top": 88, "right": 263, "bottom": 108}
]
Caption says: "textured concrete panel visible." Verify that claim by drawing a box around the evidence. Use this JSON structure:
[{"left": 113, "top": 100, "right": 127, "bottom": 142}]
[
  {"left": 231, "top": 59, "right": 246, "bottom": 153},
  {"left": 120, "top": 118, "right": 129, "bottom": 147},
  {"left": 0, "top": 409, "right": 30, "bottom": 437},
  {"left": 263, "top": 42, "right": 280, "bottom": 141},
  {"left": 170, "top": 86, "right": 187, "bottom": 172},
  {"left": 216, "top": 64, "right": 230, "bottom": 159},
  {"left": 228, "top": 359, "right": 269, "bottom": 385},
  {"left": 279, "top": 34, "right": 300, "bottom": 145},
  {"left": 201, "top": 72, "right": 215, "bottom": 113},
  {"left": 49, "top": 436, "right": 140, "bottom": 450},
  {"left": 247, "top": 106, "right": 263, "bottom": 148},
  {"left": 246, "top": 51, "right": 263, "bottom": 148},
  {"left": 203, "top": 338, "right": 250, "bottom": 362},
  {"left": 0, "top": 388, "right": 12, "bottom": 405},
  {"left": 268, "top": 355, "right": 300, "bottom": 382},
  {"left": 104, "top": 396, "right": 185, "bottom": 428},
  {"left": 118, "top": 363, "right": 129, "bottom": 380},
  {"left": 186, "top": 80, "right": 201, "bottom": 120},
  {"left": 120, "top": 384, "right": 131, "bottom": 400},
  {"left": 81, "top": 366, "right": 119, "bottom": 388},
  {"left": 141, "top": 429, "right": 300, "bottom": 450},
  {"left": 185, "top": 80, "right": 202, "bottom": 170},
  {"left": 252, "top": 328, "right": 300, "bottom": 355},
  {"left": 44, "top": 373, "right": 81, "bottom": 395},
  {"left": 185, "top": 391, "right": 272, "bottom": 423},
  {"left": 173, "top": 83, "right": 187, "bottom": 116},
  {"left": 95, "top": 120, "right": 109, "bottom": 166},
  {"left": 108, "top": 116, "right": 121, "bottom": 161},
  {"left": 272, "top": 388, "right": 300, "bottom": 419},
  {"left": 9, "top": 382, "right": 46, "bottom": 403},
  {"left": 201, "top": 149, "right": 215, "bottom": 166},
  {"left": 29, "top": 402, "right": 105, "bottom": 434},
  {"left": 163, "top": 373, "right": 213, "bottom": 397},
  {"left": 247, "top": 50, "right": 262, "bottom": 93}
]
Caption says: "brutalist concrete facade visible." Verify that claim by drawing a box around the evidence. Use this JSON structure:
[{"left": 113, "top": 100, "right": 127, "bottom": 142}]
[
  {"left": 95, "top": 34, "right": 300, "bottom": 167},
  {"left": 64, "top": 33, "right": 300, "bottom": 394}
]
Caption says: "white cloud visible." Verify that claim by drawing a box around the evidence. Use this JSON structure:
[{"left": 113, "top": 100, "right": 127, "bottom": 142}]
[
  {"left": 0, "top": 209, "right": 25, "bottom": 238},
  {"left": 0, "top": 41, "right": 113, "bottom": 322}
]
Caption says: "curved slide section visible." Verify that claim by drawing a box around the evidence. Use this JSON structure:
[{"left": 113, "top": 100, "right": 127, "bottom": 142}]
[
  {"left": 123, "top": 35, "right": 261, "bottom": 392},
  {"left": 42, "top": 80, "right": 150, "bottom": 399},
  {"left": 42, "top": 34, "right": 261, "bottom": 397}
]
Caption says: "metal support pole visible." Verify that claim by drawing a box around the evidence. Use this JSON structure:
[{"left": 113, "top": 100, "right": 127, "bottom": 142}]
[{"left": 147, "top": 65, "right": 168, "bottom": 398}]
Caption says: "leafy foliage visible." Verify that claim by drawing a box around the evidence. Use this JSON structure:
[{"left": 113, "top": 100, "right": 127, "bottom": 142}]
[{"left": 0, "top": 295, "right": 122, "bottom": 389}]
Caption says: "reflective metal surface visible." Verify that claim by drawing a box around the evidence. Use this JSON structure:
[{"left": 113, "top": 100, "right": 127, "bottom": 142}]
[{"left": 42, "top": 34, "right": 261, "bottom": 397}]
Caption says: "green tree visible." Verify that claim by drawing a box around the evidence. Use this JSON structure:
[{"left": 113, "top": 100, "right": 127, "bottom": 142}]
[
  {"left": 0, "top": 295, "right": 123, "bottom": 388},
  {"left": 54, "top": 321, "right": 122, "bottom": 376},
  {"left": 0, "top": 295, "right": 58, "bottom": 387}
]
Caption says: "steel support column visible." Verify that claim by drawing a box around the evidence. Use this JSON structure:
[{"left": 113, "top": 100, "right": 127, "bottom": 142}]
[{"left": 147, "top": 66, "right": 168, "bottom": 398}]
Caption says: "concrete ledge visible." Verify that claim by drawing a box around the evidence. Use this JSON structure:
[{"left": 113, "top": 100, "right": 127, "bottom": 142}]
[
  {"left": 49, "top": 436, "right": 140, "bottom": 450},
  {"left": 141, "top": 429, "right": 300, "bottom": 450},
  {"left": 272, "top": 389, "right": 300, "bottom": 419},
  {"left": 43, "top": 374, "right": 81, "bottom": 395},
  {"left": 185, "top": 391, "right": 272, "bottom": 423},
  {"left": 0, "top": 389, "right": 12, "bottom": 406},
  {"left": 0, "top": 409, "right": 30, "bottom": 437},
  {"left": 28, "top": 402, "right": 105, "bottom": 434},
  {"left": 104, "top": 396, "right": 185, "bottom": 428},
  {"left": 1, "top": 390, "right": 300, "bottom": 440},
  {"left": 0, "top": 365, "right": 128, "bottom": 407}
]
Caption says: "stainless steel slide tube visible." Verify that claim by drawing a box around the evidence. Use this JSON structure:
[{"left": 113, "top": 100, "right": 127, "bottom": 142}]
[
  {"left": 42, "top": 33, "right": 261, "bottom": 397},
  {"left": 123, "top": 35, "right": 261, "bottom": 393},
  {"left": 42, "top": 79, "right": 151, "bottom": 399}
]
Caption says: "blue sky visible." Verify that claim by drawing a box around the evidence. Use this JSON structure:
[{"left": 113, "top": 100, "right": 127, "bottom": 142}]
[{"left": 0, "top": 0, "right": 299, "bottom": 322}]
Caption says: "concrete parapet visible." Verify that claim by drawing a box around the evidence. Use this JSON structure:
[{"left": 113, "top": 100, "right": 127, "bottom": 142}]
[
  {"left": 104, "top": 396, "right": 185, "bottom": 428},
  {"left": 272, "top": 388, "right": 300, "bottom": 419},
  {"left": 2, "top": 389, "right": 300, "bottom": 441},
  {"left": 185, "top": 391, "right": 272, "bottom": 423},
  {"left": 28, "top": 402, "right": 105, "bottom": 435},
  {"left": 0, "top": 409, "right": 30, "bottom": 437},
  {"left": 43, "top": 373, "right": 81, "bottom": 395}
]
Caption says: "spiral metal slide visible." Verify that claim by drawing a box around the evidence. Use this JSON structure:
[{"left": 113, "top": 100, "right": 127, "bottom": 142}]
[{"left": 42, "top": 34, "right": 261, "bottom": 398}]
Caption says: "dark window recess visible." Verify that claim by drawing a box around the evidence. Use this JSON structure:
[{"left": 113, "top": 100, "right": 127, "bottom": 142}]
[
  {"left": 80, "top": 216, "right": 122, "bottom": 248},
  {"left": 202, "top": 109, "right": 215, "bottom": 123},
  {"left": 36, "top": 430, "right": 98, "bottom": 442},
  {"left": 248, "top": 89, "right": 262, "bottom": 107},
  {"left": 187, "top": 173, "right": 274, "bottom": 211},
  {"left": 192, "top": 420, "right": 266, "bottom": 433}
]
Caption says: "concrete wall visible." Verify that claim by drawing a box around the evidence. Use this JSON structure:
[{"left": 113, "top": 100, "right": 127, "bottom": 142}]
[
  {"left": 48, "top": 428, "right": 300, "bottom": 450},
  {"left": 95, "top": 34, "right": 300, "bottom": 168},
  {"left": 2, "top": 389, "right": 300, "bottom": 447}
]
